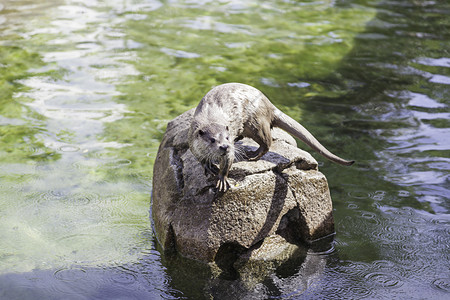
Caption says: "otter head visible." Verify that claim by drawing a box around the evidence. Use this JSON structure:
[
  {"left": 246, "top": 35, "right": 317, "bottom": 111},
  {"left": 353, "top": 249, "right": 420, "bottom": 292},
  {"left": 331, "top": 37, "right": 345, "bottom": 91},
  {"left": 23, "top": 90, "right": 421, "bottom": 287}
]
[{"left": 195, "top": 123, "right": 233, "bottom": 159}]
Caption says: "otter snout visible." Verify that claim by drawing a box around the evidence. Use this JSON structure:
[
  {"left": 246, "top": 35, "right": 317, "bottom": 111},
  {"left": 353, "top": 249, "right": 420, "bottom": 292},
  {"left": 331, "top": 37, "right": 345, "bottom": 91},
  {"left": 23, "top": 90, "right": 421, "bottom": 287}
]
[{"left": 219, "top": 144, "right": 230, "bottom": 155}]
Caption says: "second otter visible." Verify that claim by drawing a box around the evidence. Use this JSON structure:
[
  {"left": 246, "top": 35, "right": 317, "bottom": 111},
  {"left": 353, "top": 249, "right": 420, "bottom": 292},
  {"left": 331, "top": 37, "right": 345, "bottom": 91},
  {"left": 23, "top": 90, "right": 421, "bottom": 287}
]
[{"left": 188, "top": 83, "right": 354, "bottom": 192}]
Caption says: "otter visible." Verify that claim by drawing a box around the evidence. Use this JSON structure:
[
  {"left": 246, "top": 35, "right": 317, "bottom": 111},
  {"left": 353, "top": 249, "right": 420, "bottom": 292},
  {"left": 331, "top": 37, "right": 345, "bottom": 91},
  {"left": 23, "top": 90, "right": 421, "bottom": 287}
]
[{"left": 188, "top": 83, "right": 354, "bottom": 192}]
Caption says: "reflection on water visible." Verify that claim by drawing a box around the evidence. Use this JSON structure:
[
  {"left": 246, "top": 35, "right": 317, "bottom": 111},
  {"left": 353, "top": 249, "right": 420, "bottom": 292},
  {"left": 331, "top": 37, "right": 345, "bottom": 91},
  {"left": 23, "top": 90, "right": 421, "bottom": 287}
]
[
  {"left": 0, "top": 0, "right": 151, "bottom": 277},
  {"left": 0, "top": 0, "right": 449, "bottom": 299}
]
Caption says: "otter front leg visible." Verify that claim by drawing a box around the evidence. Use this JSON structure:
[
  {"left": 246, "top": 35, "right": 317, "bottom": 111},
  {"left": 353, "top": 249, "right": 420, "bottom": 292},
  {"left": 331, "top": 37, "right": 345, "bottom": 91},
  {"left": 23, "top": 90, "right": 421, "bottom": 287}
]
[
  {"left": 216, "top": 174, "right": 230, "bottom": 192},
  {"left": 202, "top": 160, "right": 219, "bottom": 176},
  {"left": 216, "top": 155, "right": 233, "bottom": 192}
]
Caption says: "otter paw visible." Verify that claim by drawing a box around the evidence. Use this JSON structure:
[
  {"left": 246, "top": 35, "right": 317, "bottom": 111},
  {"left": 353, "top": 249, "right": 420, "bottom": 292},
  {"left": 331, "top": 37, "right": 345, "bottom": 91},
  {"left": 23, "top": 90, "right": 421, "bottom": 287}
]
[
  {"left": 245, "top": 150, "right": 262, "bottom": 161},
  {"left": 216, "top": 176, "right": 230, "bottom": 192}
]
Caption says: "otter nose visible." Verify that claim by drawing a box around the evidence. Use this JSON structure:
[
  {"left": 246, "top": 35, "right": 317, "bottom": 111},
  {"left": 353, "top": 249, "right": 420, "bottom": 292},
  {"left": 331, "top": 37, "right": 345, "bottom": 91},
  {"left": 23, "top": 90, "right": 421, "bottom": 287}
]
[{"left": 219, "top": 145, "right": 229, "bottom": 152}]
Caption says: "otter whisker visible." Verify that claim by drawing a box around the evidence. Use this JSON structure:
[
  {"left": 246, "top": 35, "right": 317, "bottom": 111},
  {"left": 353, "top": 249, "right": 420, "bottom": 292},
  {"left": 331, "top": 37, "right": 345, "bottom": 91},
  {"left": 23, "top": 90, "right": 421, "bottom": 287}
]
[{"left": 234, "top": 145, "right": 246, "bottom": 162}]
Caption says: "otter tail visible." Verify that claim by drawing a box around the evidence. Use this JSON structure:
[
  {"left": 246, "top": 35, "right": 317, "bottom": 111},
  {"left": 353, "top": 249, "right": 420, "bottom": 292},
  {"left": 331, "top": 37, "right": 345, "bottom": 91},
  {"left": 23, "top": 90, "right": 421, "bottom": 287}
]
[{"left": 273, "top": 109, "right": 354, "bottom": 166}]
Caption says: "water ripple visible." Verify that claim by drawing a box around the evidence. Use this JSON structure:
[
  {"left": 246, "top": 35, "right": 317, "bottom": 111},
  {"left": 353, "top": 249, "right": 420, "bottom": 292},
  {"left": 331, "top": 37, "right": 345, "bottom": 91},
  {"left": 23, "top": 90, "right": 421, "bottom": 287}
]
[
  {"left": 110, "top": 266, "right": 139, "bottom": 286},
  {"left": 347, "top": 203, "right": 358, "bottom": 209},
  {"left": 365, "top": 272, "right": 403, "bottom": 288},
  {"left": 54, "top": 267, "right": 87, "bottom": 282},
  {"left": 51, "top": 266, "right": 104, "bottom": 297},
  {"left": 340, "top": 261, "right": 371, "bottom": 277},
  {"left": 359, "top": 211, "right": 379, "bottom": 223},
  {"left": 371, "top": 223, "right": 418, "bottom": 243},
  {"left": 307, "top": 243, "right": 336, "bottom": 256},
  {"left": 347, "top": 286, "right": 372, "bottom": 298},
  {"left": 371, "top": 190, "right": 386, "bottom": 201},
  {"left": 431, "top": 278, "right": 450, "bottom": 292},
  {"left": 347, "top": 190, "right": 371, "bottom": 200},
  {"left": 57, "top": 145, "right": 80, "bottom": 153},
  {"left": 42, "top": 191, "right": 99, "bottom": 206},
  {"left": 103, "top": 159, "right": 132, "bottom": 169}
]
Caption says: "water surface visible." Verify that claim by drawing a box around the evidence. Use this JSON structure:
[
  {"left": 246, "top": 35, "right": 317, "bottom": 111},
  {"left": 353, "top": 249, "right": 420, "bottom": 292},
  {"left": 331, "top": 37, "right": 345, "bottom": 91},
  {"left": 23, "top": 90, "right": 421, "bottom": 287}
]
[{"left": 0, "top": 0, "right": 449, "bottom": 299}]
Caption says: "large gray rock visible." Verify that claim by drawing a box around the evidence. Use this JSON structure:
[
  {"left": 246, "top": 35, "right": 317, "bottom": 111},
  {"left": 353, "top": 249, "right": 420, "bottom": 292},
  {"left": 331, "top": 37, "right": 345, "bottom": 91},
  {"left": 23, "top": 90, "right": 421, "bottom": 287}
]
[{"left": 152, "top": 108, "right": 334, "bottom": 267}]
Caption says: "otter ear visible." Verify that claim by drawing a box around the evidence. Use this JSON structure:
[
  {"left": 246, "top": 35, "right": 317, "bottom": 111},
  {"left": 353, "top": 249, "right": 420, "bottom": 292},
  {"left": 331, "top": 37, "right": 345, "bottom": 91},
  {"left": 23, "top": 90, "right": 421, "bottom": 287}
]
[{"left": 198, "top": 129, "right": 205, "bottom": 136}]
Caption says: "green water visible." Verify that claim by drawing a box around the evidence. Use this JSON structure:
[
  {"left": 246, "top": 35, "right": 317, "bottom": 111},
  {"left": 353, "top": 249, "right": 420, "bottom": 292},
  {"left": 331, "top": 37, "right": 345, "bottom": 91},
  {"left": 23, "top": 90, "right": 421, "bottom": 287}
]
[{"left": 0, "top": 0, "right": 449, "bottom": 299}]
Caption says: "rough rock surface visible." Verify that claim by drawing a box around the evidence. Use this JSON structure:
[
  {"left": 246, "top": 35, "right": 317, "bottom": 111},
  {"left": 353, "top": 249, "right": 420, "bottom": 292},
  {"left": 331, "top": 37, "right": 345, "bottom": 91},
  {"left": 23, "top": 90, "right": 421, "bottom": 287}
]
[{"left": 152, "top": 108, "right": 334, "bottom": 266}]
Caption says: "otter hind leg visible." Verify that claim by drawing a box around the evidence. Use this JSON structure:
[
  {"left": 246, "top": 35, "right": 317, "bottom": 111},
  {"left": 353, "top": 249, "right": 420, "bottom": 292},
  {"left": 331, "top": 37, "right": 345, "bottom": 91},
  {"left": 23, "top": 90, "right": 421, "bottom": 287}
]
[
  {"left": 234, "top": 135, "right": 244, "bottom": 142},
  {"left": 246, "top": 123, "right": 272, "bottom": 161},
  {"left": 245, "top": 146, "right": 268, "bottom": 161}
]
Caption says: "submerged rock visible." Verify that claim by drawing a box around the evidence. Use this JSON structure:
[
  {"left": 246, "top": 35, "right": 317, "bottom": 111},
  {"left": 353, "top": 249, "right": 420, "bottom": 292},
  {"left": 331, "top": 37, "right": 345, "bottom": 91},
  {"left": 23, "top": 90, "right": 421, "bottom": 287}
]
[{"left": 152, "top": 108, "right": 334, "bottom": 273}]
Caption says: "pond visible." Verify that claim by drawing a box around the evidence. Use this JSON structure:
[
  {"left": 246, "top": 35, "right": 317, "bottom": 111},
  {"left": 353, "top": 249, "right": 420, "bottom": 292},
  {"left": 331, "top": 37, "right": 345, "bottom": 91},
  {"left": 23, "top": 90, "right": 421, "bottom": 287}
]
[{"left": 0, "top": 0, "right": 449, "bottom": 299}]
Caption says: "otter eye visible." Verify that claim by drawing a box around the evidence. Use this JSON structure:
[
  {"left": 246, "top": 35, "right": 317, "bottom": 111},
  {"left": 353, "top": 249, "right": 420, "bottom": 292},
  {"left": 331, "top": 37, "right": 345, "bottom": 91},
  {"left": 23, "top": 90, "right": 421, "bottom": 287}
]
[
  {"left": 198, "top": 130, "right": 204, "bottom": 136},
  {"left": 210, "top": 138, "right": 216, "bottom": 143},
  {"left": 226, "top": 126, "right": 229, "bottom": 131},
  {"left": 226, "top": 136, "right": 229, "bottom": 140}
]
